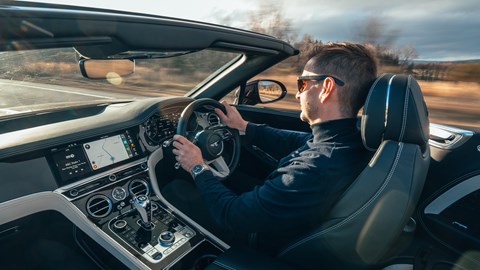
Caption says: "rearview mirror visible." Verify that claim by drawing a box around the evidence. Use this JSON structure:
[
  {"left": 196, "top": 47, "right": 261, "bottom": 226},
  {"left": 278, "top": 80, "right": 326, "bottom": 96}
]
[
  {"left": 79, "top": 59, "right": 135, "bottom": 79},
  {"left": 240, "top": 79, "right": 287, "bottom": 105}
]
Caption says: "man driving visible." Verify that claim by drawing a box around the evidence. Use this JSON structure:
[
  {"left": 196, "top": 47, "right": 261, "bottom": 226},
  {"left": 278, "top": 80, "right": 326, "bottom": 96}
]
[{"left": 170, "top": 42, "right": 378, "bottom": 254}]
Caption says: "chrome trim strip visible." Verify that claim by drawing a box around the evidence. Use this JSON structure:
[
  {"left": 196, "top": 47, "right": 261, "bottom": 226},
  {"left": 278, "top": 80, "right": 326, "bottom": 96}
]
[
  {"left": 384, "top": 75, "right": 396, "bottom": 128},
  {"left": 424, "top": 174, "right": 480, "bottom": 215},
  {"left": 430, "top": 123, "right": 474, "bottom": 136},
  {"left": 429, "top": 123, "right": 474, "bottom": 150}
]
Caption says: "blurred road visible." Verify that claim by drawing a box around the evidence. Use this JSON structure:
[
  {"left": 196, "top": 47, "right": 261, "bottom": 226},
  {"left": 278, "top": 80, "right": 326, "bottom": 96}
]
[
  {"left": 1, "top": 78, "right": 479, "bottom": 127},
  {"left": 0, "top": 79, "right": 145, "bottom": 116}
]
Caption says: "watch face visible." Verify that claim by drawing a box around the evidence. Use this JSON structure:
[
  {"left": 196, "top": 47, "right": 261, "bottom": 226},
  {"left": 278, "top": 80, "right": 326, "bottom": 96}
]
[{"left": 192, "top": 164, "right": 205, "bottom": 175}]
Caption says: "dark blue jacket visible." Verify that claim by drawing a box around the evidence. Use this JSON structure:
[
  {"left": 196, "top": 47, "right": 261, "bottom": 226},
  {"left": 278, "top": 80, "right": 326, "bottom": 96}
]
[{"left": 193, "top": 118, "right": 372, "bottom": 253}]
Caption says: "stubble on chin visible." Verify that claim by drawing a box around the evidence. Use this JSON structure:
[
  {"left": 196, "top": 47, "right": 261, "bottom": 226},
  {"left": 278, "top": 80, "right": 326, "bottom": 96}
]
[{"left": 301, "top": 111, "right": 314, "bottom": 124}]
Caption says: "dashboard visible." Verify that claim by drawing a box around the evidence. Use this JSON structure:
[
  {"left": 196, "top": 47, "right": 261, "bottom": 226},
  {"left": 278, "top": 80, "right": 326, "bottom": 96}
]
[
  {"left": 48, "top": 103, "right": 185, "bottom": 187},
  {"left": 0, "top": 96, "right": 227, "bottom": 270}
]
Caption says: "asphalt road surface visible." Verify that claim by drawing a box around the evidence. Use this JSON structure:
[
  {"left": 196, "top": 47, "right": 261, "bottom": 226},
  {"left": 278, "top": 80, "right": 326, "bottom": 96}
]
[{"left": 0, "top": 79, "right": 146, "bottom": 116}]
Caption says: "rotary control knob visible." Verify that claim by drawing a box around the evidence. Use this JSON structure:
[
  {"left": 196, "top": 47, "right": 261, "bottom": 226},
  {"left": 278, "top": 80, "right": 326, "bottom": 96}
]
[
  {"left": 158, "top": 231, "right": 175, "bottom": 247},
  {"left": 113, "top": 219, "right": 127, "bottom": 231}
]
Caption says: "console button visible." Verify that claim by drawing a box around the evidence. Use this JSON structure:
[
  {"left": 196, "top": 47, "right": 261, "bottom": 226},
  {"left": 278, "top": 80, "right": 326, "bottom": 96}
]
[{"left": 153, "top": 252, "right": 162, "bottom": 260}]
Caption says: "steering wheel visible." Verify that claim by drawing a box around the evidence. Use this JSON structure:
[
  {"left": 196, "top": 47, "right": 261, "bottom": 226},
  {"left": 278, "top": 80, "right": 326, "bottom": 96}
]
[{"left": 176, "top": 98, "right": 241, "bottom": 180}]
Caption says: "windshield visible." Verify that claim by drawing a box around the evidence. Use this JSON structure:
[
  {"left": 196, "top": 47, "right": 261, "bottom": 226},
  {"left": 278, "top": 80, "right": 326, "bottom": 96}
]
[{"left": 0, "top": 47, "right": 240, "bottom": 117}]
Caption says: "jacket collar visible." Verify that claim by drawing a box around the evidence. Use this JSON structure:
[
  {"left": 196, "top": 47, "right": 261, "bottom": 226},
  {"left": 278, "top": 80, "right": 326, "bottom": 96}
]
[{"left": 310, "top": 118, "right": 359, "bottom": 143}]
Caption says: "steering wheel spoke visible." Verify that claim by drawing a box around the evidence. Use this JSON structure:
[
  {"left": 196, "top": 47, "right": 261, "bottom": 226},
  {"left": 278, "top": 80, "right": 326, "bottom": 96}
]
[
  {"left": 206, "top": 156, "right": 230, "bottom": 178},
  {"left": 215, "top": 127, "right": 235, "bottom": 141}
]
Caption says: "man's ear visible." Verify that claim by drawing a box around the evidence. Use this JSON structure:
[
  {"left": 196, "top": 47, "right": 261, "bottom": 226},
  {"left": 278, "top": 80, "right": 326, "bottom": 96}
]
[{"left": 320, "top": 77, "right": 336, "bottom": 103}]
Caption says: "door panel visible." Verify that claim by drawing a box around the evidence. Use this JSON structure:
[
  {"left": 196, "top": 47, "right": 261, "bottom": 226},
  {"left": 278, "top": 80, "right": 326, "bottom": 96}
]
[
  {"left": 386, "top": 124, "right": 480, "bottom": 269},
  {"left": 236, "top": 105, "right": 310, "bottom": 132},
  {"left": 225, "top": 105, "right": 309, "bottom": 187}
]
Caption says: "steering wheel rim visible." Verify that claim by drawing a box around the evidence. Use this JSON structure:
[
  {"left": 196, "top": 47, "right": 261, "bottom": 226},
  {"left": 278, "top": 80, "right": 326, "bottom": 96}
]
[{"left": 176, "top": 98, "right": 241, "bottom": 180}]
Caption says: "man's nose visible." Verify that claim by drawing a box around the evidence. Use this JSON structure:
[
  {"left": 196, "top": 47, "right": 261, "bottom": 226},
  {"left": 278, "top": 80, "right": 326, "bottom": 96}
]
[{"left": 295, "top": 91, "right": 301, "bottom": 100}]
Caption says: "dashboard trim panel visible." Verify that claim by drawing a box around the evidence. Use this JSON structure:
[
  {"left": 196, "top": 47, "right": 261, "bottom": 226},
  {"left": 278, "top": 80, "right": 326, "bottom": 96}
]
[{"left": 424, "top": 174, "right": 480, "bottom": 215}]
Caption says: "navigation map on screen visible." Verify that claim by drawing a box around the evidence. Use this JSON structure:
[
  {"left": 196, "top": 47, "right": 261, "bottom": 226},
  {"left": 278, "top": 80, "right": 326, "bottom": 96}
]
[{"left": 83, "top": 134, "right": 133, "bottom": 170}]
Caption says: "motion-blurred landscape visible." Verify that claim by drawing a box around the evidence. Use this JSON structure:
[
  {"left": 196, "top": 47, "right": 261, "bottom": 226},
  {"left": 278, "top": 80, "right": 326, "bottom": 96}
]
[{"left": 0, "top": 4, "right": 479, "bottom": 127}]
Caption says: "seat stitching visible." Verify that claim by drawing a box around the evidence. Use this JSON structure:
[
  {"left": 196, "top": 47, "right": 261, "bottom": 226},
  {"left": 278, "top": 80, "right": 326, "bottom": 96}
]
[
  {"left": 399, "top": 76, "right": 410, "bottom": 141},
  {"left": 278, "top": 142, "right": 405, "bottom": 256},
  {"left": 384, "top": 75, "right": 396, "bottom": 128}
]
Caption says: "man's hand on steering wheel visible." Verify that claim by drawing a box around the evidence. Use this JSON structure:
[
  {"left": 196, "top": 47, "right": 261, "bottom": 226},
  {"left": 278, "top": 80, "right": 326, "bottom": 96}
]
[
  {"left": 172, "top": 135, "right": 208, "bottom": 174},
  {"left": 214, "top": 100, "right": 248, "bottom": 133},
  {"left": 174, "top": 98, "right": 241, "bottom": 180}
]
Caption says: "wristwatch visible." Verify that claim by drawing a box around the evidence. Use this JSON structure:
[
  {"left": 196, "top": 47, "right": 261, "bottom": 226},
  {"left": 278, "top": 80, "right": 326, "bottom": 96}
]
[{"left": 191, "top": 164, "right": 208, "bottom": 178}]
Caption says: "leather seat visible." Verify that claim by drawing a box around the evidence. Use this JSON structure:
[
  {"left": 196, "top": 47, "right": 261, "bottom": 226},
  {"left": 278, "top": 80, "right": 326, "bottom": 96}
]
[{"left": 276, "top": 73, "right": 430, "bottom": 269}]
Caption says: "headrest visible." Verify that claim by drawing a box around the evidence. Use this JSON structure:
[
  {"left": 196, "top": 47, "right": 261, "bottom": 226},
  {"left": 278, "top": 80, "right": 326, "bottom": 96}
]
[{"left": 361, "top": 74, "right": 429, "bottom": 151}]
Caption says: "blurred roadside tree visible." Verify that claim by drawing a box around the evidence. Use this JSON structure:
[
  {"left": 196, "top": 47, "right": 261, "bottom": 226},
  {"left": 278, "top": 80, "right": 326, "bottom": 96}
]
[
  {"left": 444, "top": 62, "right": 480, "bottom": 82},
  {"left": 247, "top": 2, "right": 296, "bottom": 44},
  {"left": 352, "top": 17, "right": 419, "bottom": 74}
]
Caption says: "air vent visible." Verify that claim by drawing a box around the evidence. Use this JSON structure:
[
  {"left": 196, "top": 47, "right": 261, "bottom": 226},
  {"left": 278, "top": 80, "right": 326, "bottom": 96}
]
[
  {"left": 86, "top": 195, "right": 112, "bottom": 218},
  {"left": 129, "top": 179, "right": 150, "bottom": 197}
]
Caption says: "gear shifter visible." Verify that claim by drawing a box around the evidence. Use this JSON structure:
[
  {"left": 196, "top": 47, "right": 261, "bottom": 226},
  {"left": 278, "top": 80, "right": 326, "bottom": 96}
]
[{"left": 132, "top": 194, "right": 152, "bottom": 228}]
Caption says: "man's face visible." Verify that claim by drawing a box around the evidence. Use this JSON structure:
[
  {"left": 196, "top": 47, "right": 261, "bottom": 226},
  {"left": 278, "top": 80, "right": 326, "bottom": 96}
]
[{"left": 297, "top": 70, "right": 322, "bottom": 124}]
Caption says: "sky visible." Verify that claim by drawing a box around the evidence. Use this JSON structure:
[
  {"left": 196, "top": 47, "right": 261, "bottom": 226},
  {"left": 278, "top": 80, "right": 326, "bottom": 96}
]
[{"left": 35, "top": 0, "right": 480, "bottom": 61}]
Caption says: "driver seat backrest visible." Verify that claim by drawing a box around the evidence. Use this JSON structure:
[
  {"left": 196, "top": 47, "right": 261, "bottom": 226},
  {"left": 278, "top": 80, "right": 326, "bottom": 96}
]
[{"left": 277, "top": 74, "right": 430, "bottom": 269}]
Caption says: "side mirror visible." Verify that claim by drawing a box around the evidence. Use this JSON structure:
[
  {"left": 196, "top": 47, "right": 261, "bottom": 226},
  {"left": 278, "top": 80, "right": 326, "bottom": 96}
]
[
  {"left": 79, "top": 59, "right": 135, "bottom": 79},
  {"left": 240, "top": 79, "right": 287, "bottom": 105}
]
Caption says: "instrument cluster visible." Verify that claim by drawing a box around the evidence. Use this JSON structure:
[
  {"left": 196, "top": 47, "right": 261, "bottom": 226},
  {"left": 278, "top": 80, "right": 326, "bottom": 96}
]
[
  {"left": 140, "top": 105, "right": 223, "bottom": 150},
  {"left": 141, "top": 109, "right": 182, "bottom": 148}
]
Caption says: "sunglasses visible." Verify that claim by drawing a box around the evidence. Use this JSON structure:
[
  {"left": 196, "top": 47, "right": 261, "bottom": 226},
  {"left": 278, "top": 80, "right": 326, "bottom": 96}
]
[{"left": 297, "top": 75, "right": 345, "bottom": 93}]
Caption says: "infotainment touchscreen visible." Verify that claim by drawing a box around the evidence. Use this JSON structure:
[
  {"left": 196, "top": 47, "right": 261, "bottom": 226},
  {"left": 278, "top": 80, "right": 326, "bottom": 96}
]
[
  {"left": 51, "top": 144, "right": 92, "bottom": 180},
  {"left": 83, "top": 134, "right": 133, "bottom": 170},
  {"left": 51, "top": 129, "right": 142, "bottom": 183}
]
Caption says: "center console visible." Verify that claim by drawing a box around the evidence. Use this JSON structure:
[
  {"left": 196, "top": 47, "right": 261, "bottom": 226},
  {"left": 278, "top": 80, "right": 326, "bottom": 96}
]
[
  {"left": 56, "top": 159, "right": 223, "bottom": 269},
  {"left": 51, "top": 127, "right": 225, "bottom": 269},
  {"left": 106, "top": 196, "right": 200, "bottom": 265}
]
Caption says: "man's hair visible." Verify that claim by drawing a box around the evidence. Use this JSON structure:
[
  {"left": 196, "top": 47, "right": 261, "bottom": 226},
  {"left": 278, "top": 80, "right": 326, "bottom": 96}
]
[{"left": 304, "top": 42, "right": 378, "bottom": 117}]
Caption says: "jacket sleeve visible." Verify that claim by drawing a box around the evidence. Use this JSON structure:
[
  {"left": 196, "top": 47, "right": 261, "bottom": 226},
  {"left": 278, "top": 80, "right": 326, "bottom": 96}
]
[
  {"left": 243, "top": 123, "right": 311, "bottom": 160},
  {"left": 192, "top": 157, "right": 332, "bottom": 234}
]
